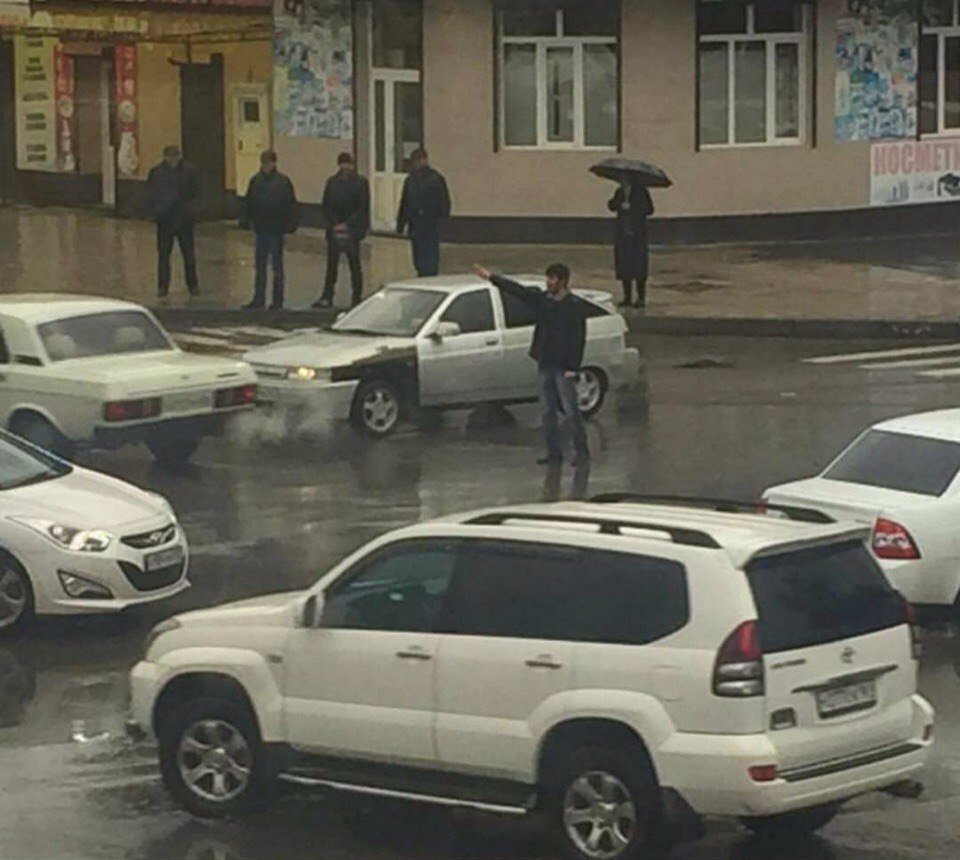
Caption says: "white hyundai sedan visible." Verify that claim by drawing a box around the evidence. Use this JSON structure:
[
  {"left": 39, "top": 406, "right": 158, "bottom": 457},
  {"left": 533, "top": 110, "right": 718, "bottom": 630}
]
[
  {"left": 244, "top": 275, "right": 639, "bottom": 436},
  {"left": 0, "top": 295, "right": 257, "bottom": 464},
  {"left": 763, "top": 408, "right": 960, "bottom": 617},
  {"left": 0, "top": 430, "right": 188, "bottom": 634}
]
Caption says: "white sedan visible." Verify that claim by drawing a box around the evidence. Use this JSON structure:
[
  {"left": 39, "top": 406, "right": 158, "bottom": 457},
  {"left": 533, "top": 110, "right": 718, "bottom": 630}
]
[
  {"left": 0, "top": 429, "right": 188, "bottom": 633},
  {"left": 244, "top": 274, "right": 640, "bottom": 436},
  {"left": 0, "top": 295, "right": 257, "bottom": 464},
  {"left": 763, "top": 408, "right": 960, "bottom": 615}
]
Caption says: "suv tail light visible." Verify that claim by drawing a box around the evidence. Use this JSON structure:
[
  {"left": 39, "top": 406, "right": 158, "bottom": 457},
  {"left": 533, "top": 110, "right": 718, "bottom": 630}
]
[
  {"left": 215, "top": 384, "right": 258, "bottom": 409},
  {"left": 872, "top": 518, "right": 921, "bottom": 560},
  {"left": 713, "top": 620, "right": 764, "bottom": 698},
  {"left": 103, "top": 398, "right": 161, "bottom": 422},
  {"left": 900, "top": 593, "right": 922, "bottom": 660}
]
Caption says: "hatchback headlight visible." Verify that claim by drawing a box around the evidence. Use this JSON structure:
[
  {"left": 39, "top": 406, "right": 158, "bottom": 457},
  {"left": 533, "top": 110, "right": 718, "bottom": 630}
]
[
  {"left": 12, "top": 518, "right": 114, "bottom": 552},
  {"left": 144, "top": 617, "right": 181, "bottom": 655},
  {"left": 286, "top": 366, "right": 331, "bottom": 382}
]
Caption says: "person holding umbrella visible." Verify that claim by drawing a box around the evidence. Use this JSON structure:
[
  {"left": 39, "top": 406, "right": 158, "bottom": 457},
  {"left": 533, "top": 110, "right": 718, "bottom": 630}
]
[{"left": 590, "top": 157, "right": 671, "bottom": 310}]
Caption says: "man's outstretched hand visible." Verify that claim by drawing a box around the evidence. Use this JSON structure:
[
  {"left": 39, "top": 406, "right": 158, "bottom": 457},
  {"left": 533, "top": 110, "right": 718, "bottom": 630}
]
[{"left": 473, "top": 264, "right": 492, "bottom": 281}]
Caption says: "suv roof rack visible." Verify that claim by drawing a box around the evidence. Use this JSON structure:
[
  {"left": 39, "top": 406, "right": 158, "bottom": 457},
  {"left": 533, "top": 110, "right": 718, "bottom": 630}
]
[
  {"left": 465, "top": 511, "right": 721, "bottom": 549},
  {"left": 588, "top": 493, "right": 835, "bottom": 525}
]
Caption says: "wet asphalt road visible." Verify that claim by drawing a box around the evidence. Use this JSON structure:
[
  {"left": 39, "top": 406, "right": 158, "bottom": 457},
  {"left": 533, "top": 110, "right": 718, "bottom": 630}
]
[{"left": 4, "top": 333, "right": 960, "bottom": 859}]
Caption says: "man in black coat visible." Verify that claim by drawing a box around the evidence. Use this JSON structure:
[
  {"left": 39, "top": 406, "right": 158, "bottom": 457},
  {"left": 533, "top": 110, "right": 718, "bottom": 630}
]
[
  {"left": 240, "top": 150, "right": 299, "bottom": 311},
  {"left": 397, "top": 148, "right": 451, "bottom": 277},
  {"left": 147, "top": 145, "right": 200, "bottom": 299},
  {"left": 475, "top": 262, "right": 589, "bottom": 465},
  {"left": 314, "top": 152, "right": 370, "bottom": 309}
]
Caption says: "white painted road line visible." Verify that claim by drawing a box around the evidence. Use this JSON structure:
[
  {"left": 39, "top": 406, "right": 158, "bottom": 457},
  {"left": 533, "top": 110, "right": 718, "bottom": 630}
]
[
  {"left": 860, "top": 356, "right": 960, "bottom": 370},
  {"left": 917, "top": 366, "right": 960, "bottom": 379},
  {"left": 805, "top": 343, "right": 960, "bottom": 364}
]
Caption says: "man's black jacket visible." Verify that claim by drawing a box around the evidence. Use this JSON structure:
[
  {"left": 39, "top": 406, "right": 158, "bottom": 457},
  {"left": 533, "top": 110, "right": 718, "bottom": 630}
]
[
  {"left": 242, "top": 170, "right": 299, "bottom": 236},
  {"left": 491, "top": 275, "right": 586, "bottom": 372},
  {"left": 322, "top": 170, "right": 370, "bottom": 240},
  {"left": 147, "top": 160, "right": 200, "bottom": 227}
]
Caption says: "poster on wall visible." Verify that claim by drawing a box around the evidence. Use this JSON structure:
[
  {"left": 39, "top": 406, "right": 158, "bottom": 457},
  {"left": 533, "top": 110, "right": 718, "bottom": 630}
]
[
  {"left": 273, "top": 0, "right": 353, "bottom": 139},
  {"left": 871, "top": 137, "right": 960, "bottom": 205},
  {"left": 114, "top": 44, "right": 140, "bottom": 178},
  {"left": 14, "top": 35, "right": 57, "bottom": 172},
  {"left": 53, "top": 44, "right": 76, "bottom": 173},
  {"left": 834, "top": 0, "right": 917, "bottom": 141}
]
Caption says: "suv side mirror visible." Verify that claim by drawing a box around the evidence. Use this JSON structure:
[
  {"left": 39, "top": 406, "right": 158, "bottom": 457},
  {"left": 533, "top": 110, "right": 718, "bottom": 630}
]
[
  {"left": 299, "top": 594, "right": 322, "bottom": 628},
  {"left": 428, "top": 321, "right": 461, "bottom": 342}
]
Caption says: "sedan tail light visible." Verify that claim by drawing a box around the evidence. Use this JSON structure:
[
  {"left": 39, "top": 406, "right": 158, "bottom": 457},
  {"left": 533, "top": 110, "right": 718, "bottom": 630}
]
[
  {"left": 713, "top": 621, "right": 764, "bottom": 698},
  {"left": 872, "top": 518, "right": 921, "bottom": 560},
  {"left": 215, "top": 384, "right": 258, "bottom": 408},
  {"left": 103, "top": 398, "right": 161, "bottom": 422}
]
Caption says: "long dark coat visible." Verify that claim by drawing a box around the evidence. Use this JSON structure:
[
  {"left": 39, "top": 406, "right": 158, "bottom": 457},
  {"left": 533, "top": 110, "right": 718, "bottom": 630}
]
[{"left": 609, "top": 185, "right": 654, "bottom": 281}]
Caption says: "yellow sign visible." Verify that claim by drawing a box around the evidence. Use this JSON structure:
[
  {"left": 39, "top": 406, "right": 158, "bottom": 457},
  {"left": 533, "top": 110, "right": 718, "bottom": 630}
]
[{"left": 14, "top": 34, "right": 57, "bottom": 172}]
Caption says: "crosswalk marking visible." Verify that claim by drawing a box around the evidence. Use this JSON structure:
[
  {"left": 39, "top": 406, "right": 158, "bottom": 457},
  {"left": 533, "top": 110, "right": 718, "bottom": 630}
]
[
  {"left": 917, "top": 366, "right": 960, "bottom": 379},
  {"left": 805, "top": 343, "right": 960, "bottom": 365},
  {"left": 859, "top": 355, "right": 960, "bottom": 370}
]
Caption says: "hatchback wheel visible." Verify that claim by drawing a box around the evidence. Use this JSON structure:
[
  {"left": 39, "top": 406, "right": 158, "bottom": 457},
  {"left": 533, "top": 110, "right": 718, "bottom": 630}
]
[
  {"left": 159, "top": 696, "right": 275, "bottom": 818},
  {"left": 546, "top": 746, "right": 659, "bottom": 860},
  {"left": 351, "top": 380, "right": 402, "bottom": 437},
  {"left": 576, "top": 369, "right": 607, "bottom": 419},
  {"left": 0, "top": 556, "right": 32, "bottom": 636}
]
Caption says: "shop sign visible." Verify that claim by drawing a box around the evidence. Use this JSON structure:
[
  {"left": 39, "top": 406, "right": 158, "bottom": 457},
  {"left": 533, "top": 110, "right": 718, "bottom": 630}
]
[
  {"left": 870, "top": 137, "right": 960, "bottom": 205},
  {"left": 53, "top": 42, "right": 76, "bottom": 172},
  {"left": 114, "top": 44, "right": 140, "bottom": 178},
  {"left": 14, "top": 34, "right": 57, "bottom": 172},
  {"left": 0, "top": 1, "right": 30, "bottom": 28}
]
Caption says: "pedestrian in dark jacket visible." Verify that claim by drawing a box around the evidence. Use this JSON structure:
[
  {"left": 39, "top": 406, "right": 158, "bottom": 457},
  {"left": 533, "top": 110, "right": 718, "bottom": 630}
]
[
  {"left": 240, "top": 150, "right": 299, "bottom": 311},
  {"left": 397, "top": 148, "right": 451, "bottom": 277},
  {"left": 609, "top": 181, "right": 654, "bottom": 308},
  {"left": 475, "top": 262, "right": 589, "bottom": 465},
  {"left": 314, "top": 152, "right": 370, "bottom": 309},
  {"left": 147, "top": 145, "right": 201, "bottom": 299}
]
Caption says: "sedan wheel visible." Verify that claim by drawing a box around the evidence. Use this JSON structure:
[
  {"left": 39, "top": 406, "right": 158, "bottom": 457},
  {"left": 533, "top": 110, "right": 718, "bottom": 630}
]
[
  {"left": 576, "top": 369, "right": 607, "bottom": 419},
  {"left": 0, "top": 562, "right": 32, "bottom": 635},
  {"left": 177, "top": 719, "right": 253, "bottom": 804},
  {"left": 563, "top": 771, "right": 637, "bottom": 860},
  {"left": 352, "top": 380, "right": 402, "bottom": 437}
]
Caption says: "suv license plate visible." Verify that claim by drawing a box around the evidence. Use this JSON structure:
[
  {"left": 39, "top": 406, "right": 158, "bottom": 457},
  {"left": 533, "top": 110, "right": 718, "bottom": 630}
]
[
  {"left": 146, "top": 546, "right": 183, "bottom": 572},
  {"left": 816, "top": 680, "right": 877, "bottom": 718}
]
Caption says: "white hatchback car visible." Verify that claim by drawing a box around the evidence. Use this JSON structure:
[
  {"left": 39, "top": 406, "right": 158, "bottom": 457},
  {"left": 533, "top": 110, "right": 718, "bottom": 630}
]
[
  {"left": 130, "top": 497, "right": 931, "bottom": 860},
  {"left": 0, "top": 295, "right": 257, "bottom": 464},
  {"left": 763, "top": 409, "right": 960, "bottom": 617},
  {"left": 0, "top": 429, "right": 188, "bottom": 633},
  {"left": 244, "top": 275, "right": 639, "bottom": 436}
]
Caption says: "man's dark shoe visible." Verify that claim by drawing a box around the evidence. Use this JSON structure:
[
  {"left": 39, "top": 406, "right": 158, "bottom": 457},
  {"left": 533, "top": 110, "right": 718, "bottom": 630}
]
[
  {"left": 157, "top": 290, "right": 169, "bottom": 300},
  {"left": 537, "top": 455, "right": 563, "bottom": 465},
  {"left": 241, "top": 300, "right": 264, "bottom": 311},
  {"left": 572, "top": 455, "right": 591, "bottom": 468},
  {"left": 312, "top": 298, "right": 332, "bottom": 309},
  {"left": 268, "top": 302, "right": 284, "bottom": 311},
  {"left": 188, "top": 288, "right": 200, "bottom": 298}
]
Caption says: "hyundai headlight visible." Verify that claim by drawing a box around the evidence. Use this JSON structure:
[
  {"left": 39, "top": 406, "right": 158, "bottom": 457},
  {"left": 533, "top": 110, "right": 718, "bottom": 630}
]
[
  {"left": 144, "top": 617, "right": 181, "bottom": 655},
  {"left": 12, "top": 518, "right": 114, "bottom": 552},
  {"left": 286, "top": 366, "right": 331, "bottom": 382}
]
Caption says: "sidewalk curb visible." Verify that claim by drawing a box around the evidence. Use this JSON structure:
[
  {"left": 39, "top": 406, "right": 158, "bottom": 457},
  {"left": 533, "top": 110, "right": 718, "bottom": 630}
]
[{"left": 152, "top": 307, "right": 960, "bottom": 340}]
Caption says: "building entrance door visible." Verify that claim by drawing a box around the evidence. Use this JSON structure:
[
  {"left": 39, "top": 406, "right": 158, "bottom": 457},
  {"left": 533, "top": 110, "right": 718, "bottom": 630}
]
[
  {"left": 181, "top": 56, "right": 226, "bottom": 220},
  {"left": 232, "top": 84, "right": 270, "bottom": 197}
]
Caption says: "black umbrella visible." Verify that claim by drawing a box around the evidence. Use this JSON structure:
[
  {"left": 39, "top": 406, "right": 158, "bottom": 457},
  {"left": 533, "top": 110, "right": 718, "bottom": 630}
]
[{"left": 590, "top": 157, "right": 672, "bottom": 188}]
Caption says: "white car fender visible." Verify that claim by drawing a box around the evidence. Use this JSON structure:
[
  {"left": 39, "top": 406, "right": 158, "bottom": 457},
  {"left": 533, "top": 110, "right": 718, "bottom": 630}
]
[{"left": 151, "top": 646, "right": 287, "bottom": 742}]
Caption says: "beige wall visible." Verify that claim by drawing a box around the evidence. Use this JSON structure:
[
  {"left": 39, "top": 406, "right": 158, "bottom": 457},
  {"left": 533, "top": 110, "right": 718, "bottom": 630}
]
[
  {"left": 276, "top": 136, "right": 346, "bottom": 204},
  {"left": 423, "top": 0, "right": 873, "bottom": 220}
]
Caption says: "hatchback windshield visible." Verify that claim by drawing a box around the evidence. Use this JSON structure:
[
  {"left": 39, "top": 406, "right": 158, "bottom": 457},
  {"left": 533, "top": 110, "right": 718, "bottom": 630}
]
[
  {"left": 823, "top": 429, "right": 960, "bottom": 497},
  {"left": 333, "top": 288, "right": 446, "bottom": 337},
  {"left": 38, "top": 311, "right": 173, "bottom": 362},
  {"left": 0, "top": 431, "right": 71, "bottom": 490}
]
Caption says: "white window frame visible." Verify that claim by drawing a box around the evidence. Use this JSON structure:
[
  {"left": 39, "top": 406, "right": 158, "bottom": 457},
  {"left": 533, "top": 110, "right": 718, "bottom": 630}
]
[
  {"left": 498, "top": 9, "right": 618, "bottom": 151},
  {"left": 698, "top": 2, "right": 810, "bottom": 149},
  {"left": 921, "top": 0, "right": 960, "bottom": 137}
]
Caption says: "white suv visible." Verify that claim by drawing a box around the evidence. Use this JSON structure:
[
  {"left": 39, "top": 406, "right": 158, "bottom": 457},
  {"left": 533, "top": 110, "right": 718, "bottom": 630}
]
[{"left": 129, "top": 497, "right": 933, "bottom": 860}]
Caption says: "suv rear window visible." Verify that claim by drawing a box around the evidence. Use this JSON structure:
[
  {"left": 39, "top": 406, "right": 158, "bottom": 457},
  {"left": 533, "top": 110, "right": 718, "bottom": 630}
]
[
  {"left": 746, "top": 540, "right": 904, "bottom": 654},
  {"left": 823, "top": 429, "right": 960, "bottom": 496}
]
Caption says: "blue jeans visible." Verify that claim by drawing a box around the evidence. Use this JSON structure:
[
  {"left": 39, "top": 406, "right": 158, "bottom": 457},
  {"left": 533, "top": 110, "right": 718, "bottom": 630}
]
[
  {"left": 411, "top": 226, "right": 440, "bottom": 277},
  {"left": 253, "top": 233, "right": 285, "bottom": 306},
  {"left": 539, "top": 368, "right": 589, "bottom": 461}
]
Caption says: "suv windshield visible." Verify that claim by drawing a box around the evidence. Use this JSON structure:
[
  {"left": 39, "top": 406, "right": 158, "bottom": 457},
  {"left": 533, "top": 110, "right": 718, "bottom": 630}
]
[
  {"left": 746, "top": 540, "right": 904, "bottom": 654},
  {"left": 0, "top": 430, "right": 71, "bottom": 490},
  {"left": 38, "top": 311, "right": 173, "bottom": 362},
  {"left": 823, "top": 429, "right": 960, "bottom": 496},
  {"left": 333, "top": 288, "right": 446, "bottom": 337}
]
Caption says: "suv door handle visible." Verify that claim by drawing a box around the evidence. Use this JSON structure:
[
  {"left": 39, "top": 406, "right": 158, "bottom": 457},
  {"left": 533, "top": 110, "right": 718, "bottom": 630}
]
[
  {"left": 525, "top": 656, "right": 563, "bottom": 670},
  {"left": 396, "top": 647, "right": 432, "bottom": 661},
  {"left": 484, "top": 338, "right": 499, "bottom": 346}
]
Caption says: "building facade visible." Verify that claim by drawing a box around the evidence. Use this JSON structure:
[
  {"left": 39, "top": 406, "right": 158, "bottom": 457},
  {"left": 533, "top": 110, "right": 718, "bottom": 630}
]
[
  {"left": 272, "top": 0, "right": 960, "bottom": 242},
  {"left": 0, "top": 0, "right": 272, "bottom": 218}
]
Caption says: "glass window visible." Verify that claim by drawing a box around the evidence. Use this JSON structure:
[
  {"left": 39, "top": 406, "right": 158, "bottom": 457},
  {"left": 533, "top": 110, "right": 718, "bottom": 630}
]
[
  {"left": 0, "top": 330, "right": 8, "bottom": 365},
  {"left": 747, "top": 541, "right": 904, "bottom": 654},
  {"left": 699, "top": 0, "right": 748, "bottom": 35},
  {"left": 502, "top": 291, "right": 539, "bottom": 328},
  {"left": 699, "top": 43, "right": 730, "bottom": 145},
  {"left": 921, "top": 34, "right": 939, "bottom": 135},
  {"left": 372, "top": 0, "right": 422, "bottom": 69},
  {"left": 38, "top": 312, "right": 172, "bottom": 362},
  {"left": 0, "top": 429, "right": 71, "bottom": 490},
  {"left": 924, "top": 0, "right": 955, "bottom": 27},
  {"left": 823, "top": 430, "right": 960, "bottom": 497},
  {"left": 323, "top": 542, "right": 456, "bottom": 633},
  {"left": 583, "top": 44, "right": 618, "bottom": 146},
  {"left": 917, "top": 0, "right": 960, "bottom": 135},
  {"left": 563, "top": 4, "right": 619, "bottom": 37},
  {"left": 334, "top": 287, "right": 446, "bottom": 337},
  {"left": 754, "top": 0, "right": 802, "bottom": 33},
  {"left": 775, "top": 42, "right": 800, "bottom": 138},
  {"left": 374, "top": 80, "right": 386, "bottom": 173},
  {"left": 242, "top": 99, "right": 260, "bottom": 123},
  {"left": 546, "top": 47, "right": 575, "bottom": 143},
  {"left": 734, "top": 41, "right": 767, "bottom": 143},
  {"left": 441, "top": 290, "right": 495, "bottom": 334},
  {"left": 502, "top": 7, "right": 557, "bottom": 37},
  {"left": 503, "top": 44, "right": 537, "bottom": 147},
  {"left": 394, "top": 81, "right": 422, "bottom": 173},
  {"left": 947, "top": 36, "right": 960, "bottom": 129}
]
